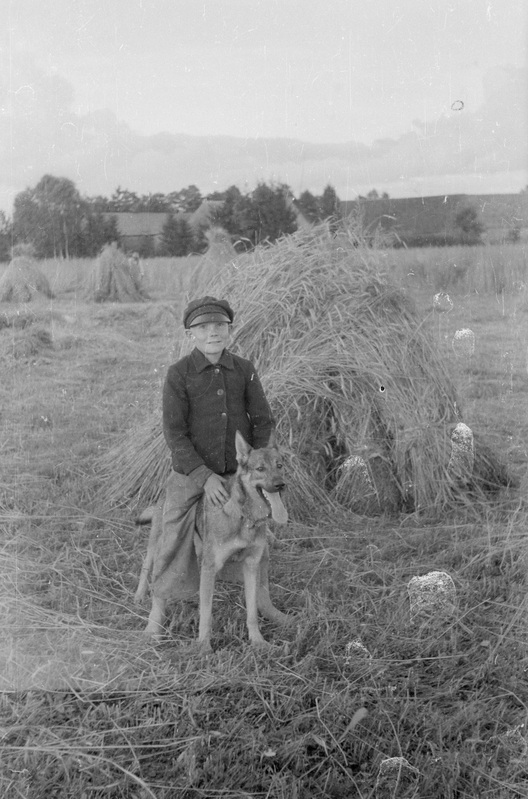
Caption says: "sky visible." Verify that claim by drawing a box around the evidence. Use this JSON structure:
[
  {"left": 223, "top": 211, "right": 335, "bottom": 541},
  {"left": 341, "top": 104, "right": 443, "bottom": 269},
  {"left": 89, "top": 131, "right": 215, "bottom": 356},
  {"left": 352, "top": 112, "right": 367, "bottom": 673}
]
[{"left": 1, "top": 0, "right": 527, "bottom": 215}]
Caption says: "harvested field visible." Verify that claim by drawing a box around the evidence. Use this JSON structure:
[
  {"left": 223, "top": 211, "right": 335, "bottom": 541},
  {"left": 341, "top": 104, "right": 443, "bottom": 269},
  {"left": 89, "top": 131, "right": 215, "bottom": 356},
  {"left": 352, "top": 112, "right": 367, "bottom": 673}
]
[{"left": 1, "top": 234, "right": 527, "bottom": 798}]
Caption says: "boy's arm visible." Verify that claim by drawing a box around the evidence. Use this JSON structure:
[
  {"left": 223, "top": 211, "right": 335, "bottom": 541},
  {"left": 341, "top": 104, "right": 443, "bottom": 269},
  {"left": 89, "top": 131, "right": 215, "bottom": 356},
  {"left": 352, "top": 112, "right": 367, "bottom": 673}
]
[
  {"left": 188, "top": 464, "right": 214, "bottom": 489},
  {"left": 162, "top": 366, "right": 212, "bottom": 484},
  {"left": 244, "top": 364, "right": 275, "bottom": 447}
]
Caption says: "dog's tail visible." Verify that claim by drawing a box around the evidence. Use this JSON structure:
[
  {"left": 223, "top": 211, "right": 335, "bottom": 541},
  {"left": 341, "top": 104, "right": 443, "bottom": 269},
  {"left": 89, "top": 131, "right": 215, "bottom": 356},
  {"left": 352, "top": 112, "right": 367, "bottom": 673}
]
[{"left": 135, "top": 506, "right": 156, "bottom": 525}]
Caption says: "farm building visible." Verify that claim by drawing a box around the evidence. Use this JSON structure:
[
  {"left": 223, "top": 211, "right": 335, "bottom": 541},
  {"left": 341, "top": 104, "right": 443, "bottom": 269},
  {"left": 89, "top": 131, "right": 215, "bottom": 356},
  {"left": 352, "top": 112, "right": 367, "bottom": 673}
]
[
  {"left": 341, "top": 193, "right": 528, "bottom": 246},
  {"left": 103, "top": 202, "right": 225, "bottom": 255},
  {"left": 103, "top": 212, "right": 170, "bottom": 255},
  {"left": 103, "top": 196, "right": 311, "bottom": 255}
]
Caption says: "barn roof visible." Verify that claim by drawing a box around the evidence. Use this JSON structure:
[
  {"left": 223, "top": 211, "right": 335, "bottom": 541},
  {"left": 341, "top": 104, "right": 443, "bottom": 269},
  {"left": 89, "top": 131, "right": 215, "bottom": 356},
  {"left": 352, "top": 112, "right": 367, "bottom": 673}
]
[
  {"left": 340, "top": 193, "right": 528, "bottom": 238},
  {"left": 104, "top": 212, "right": 171, "bottom": 237}
]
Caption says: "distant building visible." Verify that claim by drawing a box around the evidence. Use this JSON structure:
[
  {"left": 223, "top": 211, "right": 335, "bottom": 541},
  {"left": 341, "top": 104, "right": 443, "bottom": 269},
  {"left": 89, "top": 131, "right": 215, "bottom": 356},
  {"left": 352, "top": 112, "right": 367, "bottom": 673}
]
[
  {"left": 103, "top": 202, "right": 228, "bottom": 255},
  {"left": 103, "top": 212, "right": 170, "bottom": 255}
]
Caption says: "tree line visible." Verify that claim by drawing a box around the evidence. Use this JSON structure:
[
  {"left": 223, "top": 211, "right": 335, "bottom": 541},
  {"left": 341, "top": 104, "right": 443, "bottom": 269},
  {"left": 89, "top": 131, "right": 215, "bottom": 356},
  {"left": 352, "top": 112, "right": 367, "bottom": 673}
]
[{"left": 0, "top": 175, "right": 342, "bottom": 261}]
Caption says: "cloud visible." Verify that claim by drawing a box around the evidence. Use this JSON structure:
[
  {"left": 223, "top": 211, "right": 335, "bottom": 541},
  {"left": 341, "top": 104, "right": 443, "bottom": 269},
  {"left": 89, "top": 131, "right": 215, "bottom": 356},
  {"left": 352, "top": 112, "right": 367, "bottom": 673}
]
[{"left": 1, "top": 60, "right": 526, "bottom": 215}]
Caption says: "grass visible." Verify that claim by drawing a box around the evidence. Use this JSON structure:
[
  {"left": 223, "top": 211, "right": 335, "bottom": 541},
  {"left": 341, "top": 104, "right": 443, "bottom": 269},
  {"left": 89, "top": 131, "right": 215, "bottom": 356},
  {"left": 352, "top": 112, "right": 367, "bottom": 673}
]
[{"left": 1, "top": 238, "right": 527, "bottom": 797}]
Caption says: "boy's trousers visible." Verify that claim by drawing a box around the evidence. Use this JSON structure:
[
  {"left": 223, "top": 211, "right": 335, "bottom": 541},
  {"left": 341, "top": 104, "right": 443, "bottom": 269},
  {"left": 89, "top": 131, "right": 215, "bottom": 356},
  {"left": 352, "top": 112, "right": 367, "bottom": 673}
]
[{"left": 151, "top": 471, "right": 202, "bottom": 599}]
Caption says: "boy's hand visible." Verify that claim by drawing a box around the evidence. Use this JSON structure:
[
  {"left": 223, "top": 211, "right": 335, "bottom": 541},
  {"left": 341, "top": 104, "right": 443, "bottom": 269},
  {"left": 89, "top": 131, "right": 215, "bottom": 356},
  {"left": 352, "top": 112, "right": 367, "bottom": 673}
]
[{"left": 204, "top": 474, "right": 229, "bottom": 508}]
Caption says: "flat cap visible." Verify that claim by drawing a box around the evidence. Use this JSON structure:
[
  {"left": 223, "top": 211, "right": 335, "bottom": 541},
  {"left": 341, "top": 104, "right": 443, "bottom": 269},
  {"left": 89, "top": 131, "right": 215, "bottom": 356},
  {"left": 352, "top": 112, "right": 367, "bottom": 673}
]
[{"left": 183, "top": 296, "right": 234, "bottom": 328}]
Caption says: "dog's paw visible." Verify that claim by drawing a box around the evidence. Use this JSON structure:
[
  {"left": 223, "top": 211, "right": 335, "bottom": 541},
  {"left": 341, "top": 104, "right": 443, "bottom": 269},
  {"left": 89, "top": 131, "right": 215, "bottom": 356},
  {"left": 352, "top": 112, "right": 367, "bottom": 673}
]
[
  {"left": 142, "top": 625, "right": 164, "bottom": 642},
  {"left": 266, "top": 609, "right": 296, "bottom": 627},
  {"left": 197, "top": 640, "right": 213, "bottom": 656},
  {"left": 273, "top": 612, "right": 292, "bottom": 626},
  {"left": 249, "top": 635, "right": 271, "bottom": 650}
]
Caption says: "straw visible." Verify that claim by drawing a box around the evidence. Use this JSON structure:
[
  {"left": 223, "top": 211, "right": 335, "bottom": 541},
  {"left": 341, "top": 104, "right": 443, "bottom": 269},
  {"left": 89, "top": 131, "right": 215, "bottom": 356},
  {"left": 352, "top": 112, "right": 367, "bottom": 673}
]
[
  {"left": 85, "top": 243, "right": 149, "bottom": 303},
  {"left": 0, "top": 256, "right": 54, "bottom": 302},
  {"left": 97, "top": 225, "right": 512, "bottom": 516}
]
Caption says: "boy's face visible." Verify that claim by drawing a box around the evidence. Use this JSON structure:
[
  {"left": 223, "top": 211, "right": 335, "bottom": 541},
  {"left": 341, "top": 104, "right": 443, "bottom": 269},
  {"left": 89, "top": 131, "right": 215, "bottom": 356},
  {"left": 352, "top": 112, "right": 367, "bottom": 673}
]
[{"left": 186, "top": 321, "right": 232, "bottom": 362}]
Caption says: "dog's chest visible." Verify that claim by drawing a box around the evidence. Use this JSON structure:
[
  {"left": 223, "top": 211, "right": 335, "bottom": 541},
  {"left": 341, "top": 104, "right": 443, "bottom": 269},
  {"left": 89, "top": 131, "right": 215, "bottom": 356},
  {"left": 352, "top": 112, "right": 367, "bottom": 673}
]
[
  {"left": 223, "top": 514, "right": 267, "bottom": 548},
  {"left": 211, "top": 515, "right": 268, "bottom": 566}
]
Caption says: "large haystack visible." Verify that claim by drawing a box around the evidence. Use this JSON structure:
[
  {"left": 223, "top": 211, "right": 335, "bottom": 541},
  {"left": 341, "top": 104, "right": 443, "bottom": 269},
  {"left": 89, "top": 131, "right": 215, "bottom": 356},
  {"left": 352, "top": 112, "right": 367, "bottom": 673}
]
[
  {"left": 98, "top": 227, "right": 513, "bottom": 517},
  {"left": 86, "top": 243, "right": 149, "bottom": 303},
  {"left": 0, "top": 248, "right": 54, "bottom": 302},
  {"left": 189, "top": 227, "right": 240, "bottom": 294}
]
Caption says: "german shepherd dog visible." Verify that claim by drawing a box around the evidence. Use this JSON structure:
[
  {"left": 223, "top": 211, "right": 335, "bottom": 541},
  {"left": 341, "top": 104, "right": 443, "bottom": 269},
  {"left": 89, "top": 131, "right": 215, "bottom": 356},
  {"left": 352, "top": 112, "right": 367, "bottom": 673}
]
[{"left": 135, "top": 431, "right": 291, "bottom": 652}]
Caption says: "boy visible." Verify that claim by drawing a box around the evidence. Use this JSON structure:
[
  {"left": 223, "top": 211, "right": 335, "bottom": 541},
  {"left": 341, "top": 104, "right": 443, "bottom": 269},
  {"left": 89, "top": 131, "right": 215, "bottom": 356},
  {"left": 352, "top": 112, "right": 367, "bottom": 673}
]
[{"left": 151, "top": 296, "right": 275, "bottom": 598}]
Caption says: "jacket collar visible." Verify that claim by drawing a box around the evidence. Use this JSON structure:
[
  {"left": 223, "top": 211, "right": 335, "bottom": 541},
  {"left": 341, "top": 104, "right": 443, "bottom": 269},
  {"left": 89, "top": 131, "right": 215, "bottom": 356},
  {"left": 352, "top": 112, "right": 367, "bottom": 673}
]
[{"left": 190, "top": 348, "right": 235, "bottom": 373}]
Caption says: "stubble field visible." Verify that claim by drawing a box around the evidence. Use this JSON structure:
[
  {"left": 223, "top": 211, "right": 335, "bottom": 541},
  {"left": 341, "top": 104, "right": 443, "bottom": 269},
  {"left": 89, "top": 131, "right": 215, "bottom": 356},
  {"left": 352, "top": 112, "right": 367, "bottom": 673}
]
[{"left": 1, "top": 240, "right": 527, "bottom": 798}]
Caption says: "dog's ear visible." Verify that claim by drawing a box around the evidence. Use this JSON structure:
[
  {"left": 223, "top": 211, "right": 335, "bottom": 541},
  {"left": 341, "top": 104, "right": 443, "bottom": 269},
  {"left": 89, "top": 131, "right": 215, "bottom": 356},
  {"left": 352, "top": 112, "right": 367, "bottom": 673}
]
[{"left": 235, "top": 430, "right": 251, "bottom": 463}]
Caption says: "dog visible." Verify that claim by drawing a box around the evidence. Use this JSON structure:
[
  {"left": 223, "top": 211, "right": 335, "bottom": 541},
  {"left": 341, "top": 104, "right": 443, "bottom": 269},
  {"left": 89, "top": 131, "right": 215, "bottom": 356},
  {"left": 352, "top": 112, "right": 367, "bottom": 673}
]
[{"left": 134, "top": 430, "right": 291, "bottom": 652}]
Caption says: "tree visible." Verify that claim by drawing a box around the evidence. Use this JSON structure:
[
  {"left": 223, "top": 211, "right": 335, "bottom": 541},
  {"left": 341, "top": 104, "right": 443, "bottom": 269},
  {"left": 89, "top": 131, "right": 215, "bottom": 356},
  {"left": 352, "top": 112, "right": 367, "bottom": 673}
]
[
  {"left": 107, "top": 187, "right": 141, "bottom": 212},
  {"left": 164, "top": 185, "right": 203, "bottom": 213},
  {"left": 179, "top": 185, "right": 203, "bottom": 213},
  {"left": 211, "top": 185, "right": 244, "bottom": 235},
  {"left": 206, "top": 190, "right": 229, "bottom": 201},
  {"left": 161, "top": 214, "right": 195, "bottom": 256},
  {"left": 13, "top": 174, "right": 85, "bottom": 258},
  {"left": 208, "top": 183, "right": 298, "bottom": 246},
  {"left": 139, "top": 193, "right": 171, "bottom": 212},
  {"left": 0, "top": 211, "right": 13, "bottom": 262},
  {"left": 86, "top": 194, "right": 112, "bottom": 213},
  {"left": 80, "top": 212, "right": 120, "bottom": 257},
  {"left": 319, "top": 184, "right": 341, "bottom": 220},
  {"left": 237, "top": 183, "right": 298, "bottom": 246},
  {"left": 297, "top": 190, "right": 321, "bottom": 223},
  {"left": 454, "top": 205, "right": 485, "bottom": 243}
]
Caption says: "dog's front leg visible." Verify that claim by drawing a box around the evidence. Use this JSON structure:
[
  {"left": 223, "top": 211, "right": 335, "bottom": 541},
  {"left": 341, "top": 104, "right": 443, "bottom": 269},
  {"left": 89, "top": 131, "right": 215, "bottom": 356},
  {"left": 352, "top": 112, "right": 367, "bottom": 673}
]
[
  {"left": 243, "top": 556, "right": 267, "bottom": 648},
  {"left": 134, "top": 552, "right": 152, "bottom": 604},
  {"left": 144, "top": 594, "right": 166, "bottom": 639},
  {"left": 198, "top": 561, "right": 216, "bottom": 653},
  {"left": 257, "top": 545, "right": 292, "bottom": 626}
]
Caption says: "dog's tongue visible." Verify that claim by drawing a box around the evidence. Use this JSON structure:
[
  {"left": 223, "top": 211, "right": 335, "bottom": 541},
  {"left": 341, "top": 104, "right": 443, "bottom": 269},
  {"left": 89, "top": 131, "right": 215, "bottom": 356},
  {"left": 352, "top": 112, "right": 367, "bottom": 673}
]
[{"left": 262, "top": 490, "right": 288, "bottom": 525}]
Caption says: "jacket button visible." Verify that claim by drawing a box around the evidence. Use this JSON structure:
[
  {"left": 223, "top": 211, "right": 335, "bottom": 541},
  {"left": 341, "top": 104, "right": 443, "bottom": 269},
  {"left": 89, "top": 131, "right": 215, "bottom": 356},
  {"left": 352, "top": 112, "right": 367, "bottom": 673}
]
[
  {"left": 217, "top": 389, "right": 224, "bottom": 395},
  {"left": 221, "top": 412, "right": 227, "bottom": 417}
]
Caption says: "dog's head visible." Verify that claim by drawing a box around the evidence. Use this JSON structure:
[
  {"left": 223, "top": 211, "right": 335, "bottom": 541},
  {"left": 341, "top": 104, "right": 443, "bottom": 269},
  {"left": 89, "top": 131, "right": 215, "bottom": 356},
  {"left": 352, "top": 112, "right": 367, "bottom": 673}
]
[{"left": 235, "top": 430, "right": 288, "bottom": 525}]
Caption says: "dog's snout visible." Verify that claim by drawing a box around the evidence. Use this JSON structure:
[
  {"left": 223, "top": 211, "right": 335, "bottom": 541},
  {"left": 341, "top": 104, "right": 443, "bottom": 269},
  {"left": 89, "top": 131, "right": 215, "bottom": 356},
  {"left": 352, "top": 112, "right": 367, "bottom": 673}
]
[{"left": 274, "top": 480, "right": 286, "bottom": 491}]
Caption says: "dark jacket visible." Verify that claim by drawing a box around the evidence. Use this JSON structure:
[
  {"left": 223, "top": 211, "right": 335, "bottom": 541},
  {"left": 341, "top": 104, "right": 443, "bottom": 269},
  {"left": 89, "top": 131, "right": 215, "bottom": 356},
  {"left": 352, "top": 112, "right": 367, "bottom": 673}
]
[{"left": 163, "top": 348, "right": 274, "bottom": 484}]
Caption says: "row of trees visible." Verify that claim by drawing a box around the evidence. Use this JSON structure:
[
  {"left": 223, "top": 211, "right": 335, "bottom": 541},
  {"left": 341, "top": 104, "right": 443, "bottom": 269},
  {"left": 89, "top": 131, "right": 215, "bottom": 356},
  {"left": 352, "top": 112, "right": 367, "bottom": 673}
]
[
  {"left": 158, "top": 183, "right": 341, "bottom": 257},
  {"left": 6, "top": 175, "right": 120, "bottom": 261},
  {"left": 0, "top": 177, "right": 210, "bottom": 259},
  {"left": 2, "top": 176, "right": 342, "bottom": 260},
  {"left": 209, "top": 184, "right": 297, "bottom": 245},
  {"left": 7, "top": 175, "right": 500, "bottom": 260},
  {"left": 89, "top": 185, "right": 204, "bottom": 214}
]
